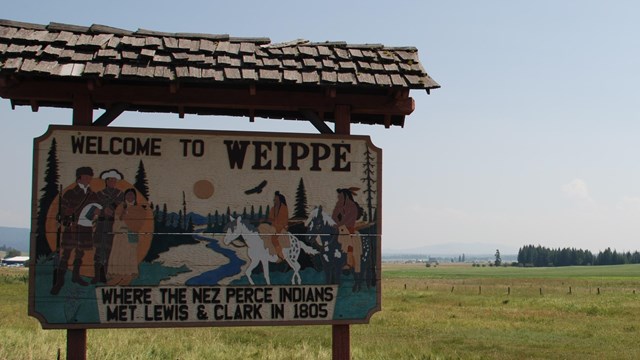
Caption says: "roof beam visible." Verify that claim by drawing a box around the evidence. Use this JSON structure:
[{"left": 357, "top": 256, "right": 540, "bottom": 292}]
[
  {"left": 0, "top": 79, "right": 415, "bottom": 118},
  {"left": 93, "top": 102, "right": 128, "bottom": 126},
  {"left": 300, "top": 109, "right": 333, "bottom": 134}
]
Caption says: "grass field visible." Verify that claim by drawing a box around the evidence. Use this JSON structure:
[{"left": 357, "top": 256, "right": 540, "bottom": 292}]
[{"left": 2, "top": 264, "right": 640, "bottom": 359}]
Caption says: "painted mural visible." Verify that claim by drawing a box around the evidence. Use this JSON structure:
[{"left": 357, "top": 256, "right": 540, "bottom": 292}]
[{"left": 29, "top": 126, "right": 381, "bottom": 328}]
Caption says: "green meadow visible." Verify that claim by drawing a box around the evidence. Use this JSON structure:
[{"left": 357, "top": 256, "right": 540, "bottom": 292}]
[{"left": 2, "top": 264, "right": 640, "bottom": 359}]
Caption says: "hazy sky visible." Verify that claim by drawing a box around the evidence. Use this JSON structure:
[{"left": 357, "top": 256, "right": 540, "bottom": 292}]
[{"left": 2, "top": 1, "right": 639, "bottom": 254}]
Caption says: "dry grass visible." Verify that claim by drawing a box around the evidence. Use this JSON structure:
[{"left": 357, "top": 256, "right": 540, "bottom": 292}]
[{"left": 2, "top": 265, "right": 640, "bottom": 359}]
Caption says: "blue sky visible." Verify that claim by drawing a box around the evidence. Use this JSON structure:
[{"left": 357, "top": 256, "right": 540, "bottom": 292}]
[{"left": 2, "top": 1, "right": 640, "bottom": 253}]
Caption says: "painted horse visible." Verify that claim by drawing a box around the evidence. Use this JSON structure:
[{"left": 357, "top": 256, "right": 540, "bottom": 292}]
[
  {"left": 223, "top": 216, "right": 318, "bottom": 285},
  {"left": 305, "top": 206, "right": 343, "bottom": 284}
]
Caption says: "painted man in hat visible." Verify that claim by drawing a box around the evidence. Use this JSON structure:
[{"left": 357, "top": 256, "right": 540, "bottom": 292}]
[
  {"left": 51, "top": 166, "right": 99, "bottom": 295},
  {"left": 91, "top": 169, "right": 124, "bottom": 284},
  {"left": 332, "top": 188, "right": 361, "bottom": 271}
]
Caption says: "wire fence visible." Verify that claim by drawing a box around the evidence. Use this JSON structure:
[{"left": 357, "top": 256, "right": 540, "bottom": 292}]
[{"left": 387, "top": 279, "right": 640, "bottom": 297}]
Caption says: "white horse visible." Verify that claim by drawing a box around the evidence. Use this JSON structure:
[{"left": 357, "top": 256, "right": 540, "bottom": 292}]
[{"left": 222, "top": 216, "right": 318, "bottom": 285}]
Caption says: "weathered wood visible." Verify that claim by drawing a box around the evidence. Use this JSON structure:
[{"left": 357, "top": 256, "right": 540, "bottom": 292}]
[
  {"left": 332, "top": 104, "right": 350, "bottom": 360},
  {"left": 301, "top": 109, "right": 333, "bottom": 134},
  {"left": 72, "top": 92, "right": 92, "bottom": 126},
  {"left": 93, "top": 103, "right": 128, "bottom": 126},
  {"left": 334, "top": 104, "right": 351, "bottom": 135},
  {"left": 68, "top": 86, "right": 93, "bottom": 360},
  {"left": 0, "top": 79, "right": 415, "bottom": 118},
  {"left": 67, "top": 329, "right": 87, "bottom": 360}
]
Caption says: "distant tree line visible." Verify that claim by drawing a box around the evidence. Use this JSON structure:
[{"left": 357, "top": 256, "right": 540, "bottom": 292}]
[
  {"left": 0, "top": 245, "right": 22, "bottom": 258},
  {"left": 517, "top": 245, "right": 640, "bottom": 267}
]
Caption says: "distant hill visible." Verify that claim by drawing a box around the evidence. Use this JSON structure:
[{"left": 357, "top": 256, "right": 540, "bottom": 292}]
[
  {"left": 0, "top": 227, "right": 30, "bottom": 252},
  {"left": 383, "top": 242, "right": 518, "bottom": 258}
]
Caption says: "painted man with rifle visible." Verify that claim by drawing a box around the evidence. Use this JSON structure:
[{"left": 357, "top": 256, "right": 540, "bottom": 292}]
[{"left": 50, "top": 166, "right": 98, "bottom": 295}]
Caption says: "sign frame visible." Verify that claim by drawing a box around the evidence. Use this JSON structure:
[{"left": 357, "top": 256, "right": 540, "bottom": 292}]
[{"left": 29, "top": 125, "right": 382, "bottom": 329}]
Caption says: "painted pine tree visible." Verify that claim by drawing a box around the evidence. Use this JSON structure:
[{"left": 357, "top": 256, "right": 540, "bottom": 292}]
[
  {"left": 361, "top": 146, "right": 377, "bottom": 222},
  {"left": 134, "top": 160, "right": 150, "bottom": 199},
  {"left": 293, "top": 177, "right": 308, "bottom": 219},
  {"left": 36, "top": 138, "right": 59, "bottom": 258}
]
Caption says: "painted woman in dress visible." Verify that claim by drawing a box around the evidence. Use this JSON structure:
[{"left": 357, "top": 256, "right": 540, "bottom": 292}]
[{"left": 107, "top": 188, "right": 144, "bottom": 286}]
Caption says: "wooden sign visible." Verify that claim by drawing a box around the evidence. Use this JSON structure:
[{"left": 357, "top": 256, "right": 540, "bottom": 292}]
[{"left": 29, "top": 125, "right": 381, "bottom": 328}]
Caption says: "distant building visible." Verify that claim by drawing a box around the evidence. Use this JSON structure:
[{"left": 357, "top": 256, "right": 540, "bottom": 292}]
[{"left": 2, "top": 256, "right": 29, "bottom": 266}]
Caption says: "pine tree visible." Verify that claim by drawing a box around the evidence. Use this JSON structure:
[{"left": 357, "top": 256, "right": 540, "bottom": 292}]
[
  {"left": 494, "top": 249, "right": 502, "bottom": 266},
  {"left": 293, "top": 178, "right": 308, "bottom": 219},
  {"left": 177, "top": 210, "right": 184, "bottom": 231},
  {"left": 161, "top": 204, "right": 168, "bottom": 227},
  {"left": 134, "top": 160, "right": 150, "bottom": 199},
  {"left": 187, "top": 216, "right": 194, "bottom": 233},
  {"left": 207, "top": 213, "right": 213, "bottom": 232},
  {"left": 36, "top": 138, "right": 60, "bottom": 257}
]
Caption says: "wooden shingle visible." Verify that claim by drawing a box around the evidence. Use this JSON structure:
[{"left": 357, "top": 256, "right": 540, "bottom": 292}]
[
  {"left": 42, "top": 45, "right": 64, "bottom": 57},
  {"left": 144, "top": 37, "right": 163, "bottom": 48},
  {"left": 317, "top": 46, "right": 332, "bottom": 57},
  {"left": 199, "top": 39, "right": 216, "bottom": 53},
  {"left": 33, "top": 60, "right": 58, "bottom": 74},
  {"left": 283, "top": 70, "right": 302, "bottom": 83},
  {"left": 241, "top": 68, "right": 257, "bottom": 80},
  {"left": 321, "top": 71, "right": 337, "bottom": 83},
  {"left": 163, "top": 37, "right": 179, "bottom": 49},
  {"left": 337, "top": 72, "right": 356, "bottom": 84},
  {"left": 298, "top": 46, "right": 318, "bottom": 57},
  {"left": 104, "top": 63, "right": 120, "bottom": 77},
  {"left": 140, "top": 48, "right": 156, "bottom": 58},
  {"left": 374, "top": 74, "right": 391, "bottom": 86},
  {"left": 83, "top": 62, "right": 104, "bottom": 76},
  {"left": 0, "top": 26, "right": 18, "bottom": 39},
  {"left": 90, "top": 34, "right": 113, "bottom": 47},
  {"left": 54, "top": 31, "right": 74, "bottom": 44},
  {"left": 259, "top": 69, "right": 281, "bottom": 81},
  {"left": 215, "top": 41, "right": 230, "bottom": 54},
  {"left": 242, "top": 54, "right": 257, "bottom": 65},
  {"left": 107, "top": 36, "right": 121, "bottom": 48},
  {"left": 302, "top": 58, "right": 317, "bottom": 68},
  {"left": 72, "top": 51, "right": 94, "bottom": 62},
  {"left": 239, "top": 42, "right": 255, "bottom": 54},
  {"left": 2, "top": 57, "right": 23, "bottom": 70},
  {"left": 357, "top": 72, "right": 376, "bottom": 85},
  {"left": 153, "top": 53, "right": 172, "bottom": 63},
  {"left": 224, "top": 68, "right": 241, "bottom": 80}
]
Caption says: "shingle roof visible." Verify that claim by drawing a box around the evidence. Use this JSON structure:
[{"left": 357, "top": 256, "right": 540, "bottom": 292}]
[
  {"left": 0, "top": 19, "right": 439, "bottom": 90},
  {"left": 0, "top": 19, "right": 440, "bottom": 127}
]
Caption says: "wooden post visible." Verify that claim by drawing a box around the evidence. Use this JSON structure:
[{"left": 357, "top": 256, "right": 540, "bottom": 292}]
[
  {"left": 67, "top": 329, "right": 87, "bottom": 360},
  {"left": 72, "top": 93, "right": 93, "bottom": 126},
  {"left": 333, "top": 104, "right": 351, "bottom": 360},
  {"left": 68, "top": 92, "right": 92, "bottom": 360}
]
